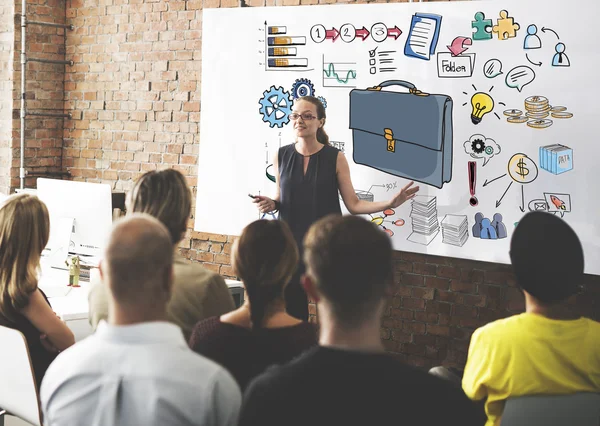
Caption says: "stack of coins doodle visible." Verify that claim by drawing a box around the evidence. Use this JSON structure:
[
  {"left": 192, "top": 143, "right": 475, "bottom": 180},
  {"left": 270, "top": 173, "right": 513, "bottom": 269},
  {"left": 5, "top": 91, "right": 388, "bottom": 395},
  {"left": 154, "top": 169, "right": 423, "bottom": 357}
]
[{"left": 503, "top": 96, "right": 573, "bottom": 129}]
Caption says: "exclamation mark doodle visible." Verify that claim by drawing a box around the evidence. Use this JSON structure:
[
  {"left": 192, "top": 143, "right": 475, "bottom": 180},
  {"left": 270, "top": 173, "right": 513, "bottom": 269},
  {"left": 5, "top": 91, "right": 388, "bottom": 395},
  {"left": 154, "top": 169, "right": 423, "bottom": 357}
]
[{"left": 468, "top": 161, "right": 478, "bottom": 206}]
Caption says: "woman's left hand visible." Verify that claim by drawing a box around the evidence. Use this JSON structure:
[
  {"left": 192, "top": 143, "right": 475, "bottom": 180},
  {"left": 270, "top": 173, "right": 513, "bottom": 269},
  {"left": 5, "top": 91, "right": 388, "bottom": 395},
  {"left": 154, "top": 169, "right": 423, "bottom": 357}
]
[{"left": 389, "top": 181, "right": 419, "bottom": 208}]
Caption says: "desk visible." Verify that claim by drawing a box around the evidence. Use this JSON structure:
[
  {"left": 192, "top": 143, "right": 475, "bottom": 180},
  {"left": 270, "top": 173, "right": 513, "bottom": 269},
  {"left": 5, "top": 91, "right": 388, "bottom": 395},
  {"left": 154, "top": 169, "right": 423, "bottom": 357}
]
[{"left": 38, "top": 264, "right": 244, "bottom": 342}]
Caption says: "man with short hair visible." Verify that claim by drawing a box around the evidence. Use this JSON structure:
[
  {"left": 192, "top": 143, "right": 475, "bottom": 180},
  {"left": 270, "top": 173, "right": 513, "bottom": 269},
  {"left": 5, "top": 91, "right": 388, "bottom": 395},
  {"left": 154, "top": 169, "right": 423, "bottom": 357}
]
[
  {"left": 41, "top": 214, "right": 241, "bottom": 426},
  {"left": 89, "top": 169, "right": 235, "bottom": 341},
  {"left": 239, "top": 215, "right": 479, "bottom": 426},
  {"left": 462, "top": 211, "right": 600, "bottom": 426}
]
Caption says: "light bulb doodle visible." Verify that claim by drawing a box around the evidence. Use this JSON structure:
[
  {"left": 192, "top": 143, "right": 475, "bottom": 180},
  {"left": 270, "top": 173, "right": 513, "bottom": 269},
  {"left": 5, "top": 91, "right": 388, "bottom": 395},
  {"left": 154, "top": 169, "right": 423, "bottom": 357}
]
[
  {"left": 370, "top": 208, "right": 405, "bottom": 237},
  {"left": 463, "top": 84, "right": 503, "bottom": 123},
  {"left": 471, "top": 92, "right": 494, "bottom": 124}
]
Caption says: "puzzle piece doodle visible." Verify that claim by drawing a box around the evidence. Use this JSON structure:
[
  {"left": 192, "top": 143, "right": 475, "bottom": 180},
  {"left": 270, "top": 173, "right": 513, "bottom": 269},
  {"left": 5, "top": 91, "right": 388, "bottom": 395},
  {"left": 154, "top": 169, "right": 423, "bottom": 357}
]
[
  {"left": 492, "top": 10, "right": 520, "bottom": 40},
  {"left": 472, "top": 12, "right": 493, "bottom": 41}
]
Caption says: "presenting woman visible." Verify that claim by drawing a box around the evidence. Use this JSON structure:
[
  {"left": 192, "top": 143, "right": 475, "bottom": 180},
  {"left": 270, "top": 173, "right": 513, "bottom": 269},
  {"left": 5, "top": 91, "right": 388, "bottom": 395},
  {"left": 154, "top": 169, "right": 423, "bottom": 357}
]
[{"left": 253, "top": 96, "right": 419, "bottom": 320}]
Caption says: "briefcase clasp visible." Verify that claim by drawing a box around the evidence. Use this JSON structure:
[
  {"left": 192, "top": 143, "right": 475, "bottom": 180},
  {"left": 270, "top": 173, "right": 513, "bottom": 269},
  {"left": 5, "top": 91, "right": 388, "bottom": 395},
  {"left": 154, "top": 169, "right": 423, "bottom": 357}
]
[{"left": 384, "top": 128, "right": 395, "bottom": 153}]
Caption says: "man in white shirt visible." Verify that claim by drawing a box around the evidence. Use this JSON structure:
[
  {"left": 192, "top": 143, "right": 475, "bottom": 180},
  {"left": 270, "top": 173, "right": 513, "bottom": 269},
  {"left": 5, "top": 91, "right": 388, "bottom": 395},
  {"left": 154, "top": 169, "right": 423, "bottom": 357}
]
[{"left": 41, "top": 214, "right": 241, "bottom": 426}]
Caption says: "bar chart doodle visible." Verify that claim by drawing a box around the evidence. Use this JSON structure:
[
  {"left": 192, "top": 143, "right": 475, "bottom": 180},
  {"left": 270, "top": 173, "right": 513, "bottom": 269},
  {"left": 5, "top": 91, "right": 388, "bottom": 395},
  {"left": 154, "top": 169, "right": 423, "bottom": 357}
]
[{"left": 265, "top": 22, "right": 312, "bottom": 71}]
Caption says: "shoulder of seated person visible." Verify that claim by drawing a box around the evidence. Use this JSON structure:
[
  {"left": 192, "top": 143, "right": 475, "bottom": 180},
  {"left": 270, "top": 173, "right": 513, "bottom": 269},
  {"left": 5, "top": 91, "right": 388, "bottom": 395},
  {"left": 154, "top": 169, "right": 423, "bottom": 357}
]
[
  {"left": 174, "top": 258, "right": 223, "bottom": 281},
  {"left": 474, "top": 314, "right": 522, "bottom": 337}
]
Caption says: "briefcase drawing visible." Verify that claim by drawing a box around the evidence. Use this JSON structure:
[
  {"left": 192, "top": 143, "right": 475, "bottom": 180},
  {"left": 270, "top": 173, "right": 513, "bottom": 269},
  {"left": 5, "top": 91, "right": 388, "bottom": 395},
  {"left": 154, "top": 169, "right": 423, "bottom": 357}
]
[{"left": 349, "top": 80, "right": 453, "bottom": 189}]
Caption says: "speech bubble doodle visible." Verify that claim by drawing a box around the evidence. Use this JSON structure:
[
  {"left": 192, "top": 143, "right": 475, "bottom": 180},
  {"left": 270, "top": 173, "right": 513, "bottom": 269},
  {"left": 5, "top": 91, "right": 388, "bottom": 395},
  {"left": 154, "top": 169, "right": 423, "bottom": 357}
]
[
  {"left": 543, "top": 192, "right": 571, "bottom": 218},
  {"left": 505, "top": 66, "right": 536, "bottom": 92},
  {"left": 464, "top": 134, "right": 501, "bottom": 166},
  {"left": 483, "top": 59, "right": 503, "bottom": 78}
]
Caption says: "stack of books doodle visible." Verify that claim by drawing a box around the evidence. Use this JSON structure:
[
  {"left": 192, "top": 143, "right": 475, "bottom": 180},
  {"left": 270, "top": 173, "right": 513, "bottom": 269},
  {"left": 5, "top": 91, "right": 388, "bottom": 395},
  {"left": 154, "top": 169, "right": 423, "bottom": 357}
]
[
  {"left": 441, "top": 215, "right": 469, "bottom": 247},
  {"left": 407, "top": 195, "right": 439, "bottom": 246}
]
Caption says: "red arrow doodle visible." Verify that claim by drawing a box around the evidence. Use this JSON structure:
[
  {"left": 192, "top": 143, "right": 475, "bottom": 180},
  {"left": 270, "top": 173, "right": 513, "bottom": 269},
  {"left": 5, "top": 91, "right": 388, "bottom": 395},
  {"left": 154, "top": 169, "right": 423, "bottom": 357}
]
[
  {"left": 387, "top": 26, "right": 402, "bottom": 40},
  {"left": 325, "top": 28, "right": 339, "bottom": 42},
  {"left": 447, "top": 36, "right": 472, "bottom": 56},
  {"left": 355, "top": 27, "right": 370, "bottom": 41}
]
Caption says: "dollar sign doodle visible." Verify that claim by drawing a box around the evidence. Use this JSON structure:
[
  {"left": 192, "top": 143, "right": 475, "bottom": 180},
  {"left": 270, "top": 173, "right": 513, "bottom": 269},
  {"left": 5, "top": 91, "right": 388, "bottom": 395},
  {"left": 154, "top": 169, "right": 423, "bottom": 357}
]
[{"left": 516, "top": 158, "right": 529, "bottom": 178}]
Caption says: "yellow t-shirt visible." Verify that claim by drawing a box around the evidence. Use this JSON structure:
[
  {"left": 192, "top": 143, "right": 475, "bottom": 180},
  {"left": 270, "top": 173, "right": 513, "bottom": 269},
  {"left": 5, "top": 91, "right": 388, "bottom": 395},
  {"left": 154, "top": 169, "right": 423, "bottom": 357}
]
[{"left": 462, "top": 313, "right": 600, "bottom": 426}]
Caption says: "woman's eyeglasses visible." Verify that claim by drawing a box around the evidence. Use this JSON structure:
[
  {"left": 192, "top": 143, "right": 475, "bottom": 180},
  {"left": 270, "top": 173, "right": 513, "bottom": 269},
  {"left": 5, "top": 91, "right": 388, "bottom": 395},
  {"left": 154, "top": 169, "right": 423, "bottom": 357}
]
[{"left": 289, "top": 113, "right": 317, "bottom": 121}]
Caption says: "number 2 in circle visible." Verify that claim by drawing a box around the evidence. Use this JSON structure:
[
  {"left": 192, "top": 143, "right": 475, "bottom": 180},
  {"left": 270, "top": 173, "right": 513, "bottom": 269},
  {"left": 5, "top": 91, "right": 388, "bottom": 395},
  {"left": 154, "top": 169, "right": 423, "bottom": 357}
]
[{"left": 340, "top": 24, "right": 356, "bottom": 43}]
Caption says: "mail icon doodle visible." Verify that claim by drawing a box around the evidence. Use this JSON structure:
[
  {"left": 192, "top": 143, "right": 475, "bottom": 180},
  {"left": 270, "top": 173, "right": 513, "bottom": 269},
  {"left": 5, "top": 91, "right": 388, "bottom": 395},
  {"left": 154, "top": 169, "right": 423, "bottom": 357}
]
[{"left": 534, "top": 201, "right": 547, "bottom": 210}]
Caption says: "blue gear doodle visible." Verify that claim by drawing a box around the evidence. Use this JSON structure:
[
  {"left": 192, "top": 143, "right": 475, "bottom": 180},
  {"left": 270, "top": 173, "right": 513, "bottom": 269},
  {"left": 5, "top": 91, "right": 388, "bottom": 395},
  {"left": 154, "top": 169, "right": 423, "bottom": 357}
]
[
  {"left": 258, "top": 86, "right": 293, "bottom": 128},
  {"left": 317, "top": 96, "right": 327, "bottom": 109},
  {"left": 291, "top": 78, "right": 315, "bottom": 99}
]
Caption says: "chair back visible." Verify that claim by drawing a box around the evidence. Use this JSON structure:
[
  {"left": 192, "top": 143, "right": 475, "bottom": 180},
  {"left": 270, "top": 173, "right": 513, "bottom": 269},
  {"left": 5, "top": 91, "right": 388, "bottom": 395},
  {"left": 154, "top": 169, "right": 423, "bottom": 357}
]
[
  {"left": 0, "top": 325, "right": 42, "bottom": 426},
  {"left": 500, "top": 393, "right": 600, "bottom": 426}
]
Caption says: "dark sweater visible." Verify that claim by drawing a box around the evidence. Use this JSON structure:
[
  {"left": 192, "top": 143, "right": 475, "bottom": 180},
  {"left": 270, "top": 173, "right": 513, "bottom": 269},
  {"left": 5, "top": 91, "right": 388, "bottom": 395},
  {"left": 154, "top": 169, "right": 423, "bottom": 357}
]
[
  {"left": 1, "top": 289, "right": 56, "bottom": 388},
  {"left": 240, "top": 346, "right": 482, "bottom": 426},
  {"left": 189, "top": 316, "right": 317, "bottom": 390}
]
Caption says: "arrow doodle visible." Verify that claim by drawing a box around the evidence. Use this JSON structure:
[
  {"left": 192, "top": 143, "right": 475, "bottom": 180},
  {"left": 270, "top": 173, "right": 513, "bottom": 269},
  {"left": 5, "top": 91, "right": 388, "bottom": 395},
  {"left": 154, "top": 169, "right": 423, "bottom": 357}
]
[
  {"left": 541, "top": 27, "right": 560, "bottom": 39},
  {"left": 447, "top": 36, "right": 472, "bottom": 56},
  {"left": 519, "top": 185, "right": 525, "bottom": 212},
  {"left": 496, "top": 181, "right": 513, "bottom": 208},
  {"left": 483, "top": 174, "right": 506, "bottom": 187},
  {"left": 526, "top": 53, "right": 542, "bottom": 67},
  {"left": 356, "top": 27, "right": 370, "bottom": 41},
  {"left": 326, "top": 28, "right": 339, "bottom": 42},
  {"left": 387, "top": 26, "right": 402, "bottom": 40}
]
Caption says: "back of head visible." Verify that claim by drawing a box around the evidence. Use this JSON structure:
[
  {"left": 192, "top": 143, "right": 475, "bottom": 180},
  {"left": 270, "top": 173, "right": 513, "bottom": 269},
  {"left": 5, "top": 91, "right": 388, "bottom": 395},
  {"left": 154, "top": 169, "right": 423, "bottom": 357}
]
[
  {"left": 510, "top": 211, "right": 583, "bottom": 304},
  {"left": 0, "top": 194, "right": 50, "bottom": 323},
  {"left": 303, "top": 215, "right": 392, "bottom": 327},
  {"left": 233, "top": 220, "right": 299, "bottom": 329},
  {"left": 104, "top": 214, "right": 174, "bottom": 308},
  {"left": 127, "top": 169, "right": 192, "bottom": 245}
]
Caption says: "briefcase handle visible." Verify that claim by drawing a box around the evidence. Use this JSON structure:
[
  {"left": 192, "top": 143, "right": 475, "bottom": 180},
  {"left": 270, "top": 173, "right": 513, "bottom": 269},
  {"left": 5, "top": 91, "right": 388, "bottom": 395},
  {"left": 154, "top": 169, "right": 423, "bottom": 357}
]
[{"left": 367, "top": 80, "right": 429, "bottom": 96}]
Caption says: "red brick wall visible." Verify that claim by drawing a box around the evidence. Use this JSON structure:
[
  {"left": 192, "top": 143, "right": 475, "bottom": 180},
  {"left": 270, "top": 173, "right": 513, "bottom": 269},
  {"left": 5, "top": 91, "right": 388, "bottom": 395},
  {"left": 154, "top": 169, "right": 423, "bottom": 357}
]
[
  {"left": 2, "top": 0, "right": 598, "bottom": 369},
  {"left": 9, "top": 0, "right": 68, "bottom": 189},
  {"left": 0, "top": 0, "right": 14, "bottom": 195}
]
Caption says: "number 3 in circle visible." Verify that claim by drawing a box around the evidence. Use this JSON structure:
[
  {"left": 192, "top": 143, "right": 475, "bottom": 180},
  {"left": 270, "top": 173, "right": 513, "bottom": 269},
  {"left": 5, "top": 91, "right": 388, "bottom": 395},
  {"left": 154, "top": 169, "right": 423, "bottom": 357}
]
[{"left": 371, "top": 22, "right": 388, "bottom": 43}]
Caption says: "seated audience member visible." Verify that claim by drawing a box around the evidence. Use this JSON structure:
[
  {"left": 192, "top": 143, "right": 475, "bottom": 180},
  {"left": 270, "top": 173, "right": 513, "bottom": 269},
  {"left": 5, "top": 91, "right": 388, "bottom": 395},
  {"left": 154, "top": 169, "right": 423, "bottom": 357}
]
[
  {"left": 41, "top": 214, "right": 241, "bottom": 426},
  {"left": 239, "top": 215, "right": 479, "bottom": 426},
  {"left": 89, "top": 169, "right": 234, "bottom": 340},
  {"left": 189, "top": 219, "right": 317, "bottom": 390},
  {"left": 462, "top": 211, "right": 600, "bottom": 426},
  {"left": 0, "top": 194, "right": 74, "bottom": 387}
]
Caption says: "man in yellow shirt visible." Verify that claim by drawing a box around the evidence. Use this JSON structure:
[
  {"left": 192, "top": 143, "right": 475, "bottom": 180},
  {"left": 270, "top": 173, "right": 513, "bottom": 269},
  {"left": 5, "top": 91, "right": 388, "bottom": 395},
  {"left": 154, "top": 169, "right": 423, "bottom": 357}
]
[{"left": 462, "top": 211, "right": 600, "bottom": 426}]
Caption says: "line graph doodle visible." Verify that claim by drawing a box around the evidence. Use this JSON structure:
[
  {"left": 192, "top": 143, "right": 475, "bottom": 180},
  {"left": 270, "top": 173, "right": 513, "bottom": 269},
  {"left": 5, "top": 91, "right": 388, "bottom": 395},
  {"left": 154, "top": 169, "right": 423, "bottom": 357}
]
[{"left": 322, "top": 55, "right": 357, "bottom": 88}]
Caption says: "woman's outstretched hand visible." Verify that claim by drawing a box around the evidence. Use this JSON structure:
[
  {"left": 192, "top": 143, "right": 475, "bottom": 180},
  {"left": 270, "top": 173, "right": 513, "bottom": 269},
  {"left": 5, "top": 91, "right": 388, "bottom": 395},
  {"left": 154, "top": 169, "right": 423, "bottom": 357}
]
[
  {"left": 389, "top": 181, "right": 419, "bottom": 208},
  {"left": 252, "top": 195, "right": 277, "bottom": 214}
]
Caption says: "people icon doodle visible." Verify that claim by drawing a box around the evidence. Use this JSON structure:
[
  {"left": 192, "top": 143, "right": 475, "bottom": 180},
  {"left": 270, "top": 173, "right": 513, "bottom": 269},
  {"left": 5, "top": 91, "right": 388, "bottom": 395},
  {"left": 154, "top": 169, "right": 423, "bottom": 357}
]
[
  {"left": 523, "top": 24, "right": 541, "bottom": 49},
  {"left": 472, "top": 212, "right": 507, "bottom": 240},
  {"left": 552, "top": 42, "right": 570, "bottom": 67}
]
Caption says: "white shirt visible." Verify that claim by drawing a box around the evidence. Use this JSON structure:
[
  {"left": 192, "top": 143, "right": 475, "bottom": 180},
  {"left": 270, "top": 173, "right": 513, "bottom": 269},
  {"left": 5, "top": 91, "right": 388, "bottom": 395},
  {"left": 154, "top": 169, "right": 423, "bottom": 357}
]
[{"left": 41, "top": 321, "right": 241, "bottom": 426}]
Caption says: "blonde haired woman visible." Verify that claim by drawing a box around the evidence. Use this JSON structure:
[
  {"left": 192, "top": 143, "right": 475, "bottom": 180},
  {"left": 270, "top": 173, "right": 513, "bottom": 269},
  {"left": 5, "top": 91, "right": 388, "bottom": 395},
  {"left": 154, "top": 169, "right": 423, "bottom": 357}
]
[{"left": 0, "top": 194, "right": 75, "bottom": 386}]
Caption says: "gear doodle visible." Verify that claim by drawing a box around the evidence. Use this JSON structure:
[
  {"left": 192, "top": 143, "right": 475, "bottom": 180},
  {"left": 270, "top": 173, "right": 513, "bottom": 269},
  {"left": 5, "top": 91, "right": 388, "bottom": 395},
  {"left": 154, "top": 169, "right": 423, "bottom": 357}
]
[
  {"left": 258, "top": 86, "right": 293, "bottom": 128},
  {"left": 484, "top": 146, "right": 494, "bottom": 155},
  {"left": 318, "top": 96, "right": 327, "bottom": 109},
  {"left": 471, "top": 138, "right": 486, "bottom": 154},
  {"left": 291, "top": 78, "right": 315, "bottom": 99}
]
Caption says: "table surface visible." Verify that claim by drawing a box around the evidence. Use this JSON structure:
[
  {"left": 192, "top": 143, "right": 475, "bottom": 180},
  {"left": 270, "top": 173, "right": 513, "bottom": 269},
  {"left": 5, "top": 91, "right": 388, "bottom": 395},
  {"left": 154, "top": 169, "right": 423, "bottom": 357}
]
[{"left": 38, "top": 264, "right": 243, "bottom": 321}]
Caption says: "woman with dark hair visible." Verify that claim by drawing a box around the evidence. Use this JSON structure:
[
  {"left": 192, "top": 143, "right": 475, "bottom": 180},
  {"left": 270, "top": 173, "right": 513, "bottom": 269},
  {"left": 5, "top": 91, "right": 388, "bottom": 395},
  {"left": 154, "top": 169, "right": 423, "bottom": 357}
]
[
  {"left": 253, "top": 96, "right": 419, "bottom": 320},
  {"left": 188, "top": 219, "right": 317, "bottom": 390}
]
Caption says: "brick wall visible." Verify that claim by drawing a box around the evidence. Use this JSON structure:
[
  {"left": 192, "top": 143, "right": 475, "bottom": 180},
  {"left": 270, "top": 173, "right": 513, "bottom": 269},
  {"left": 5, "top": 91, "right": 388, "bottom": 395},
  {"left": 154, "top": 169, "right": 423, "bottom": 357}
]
[
  {"left": 0, "top": 0, "right": 13, "bottom": 195},
  {"left": 16, "top": 0, "right": 68, "bottom": 188},
  {"left": 2, "top": 0, "right": 598, "bottom": 369},
  {"left": 4, "top": 0, "right": 68, "bottom": 190}
]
